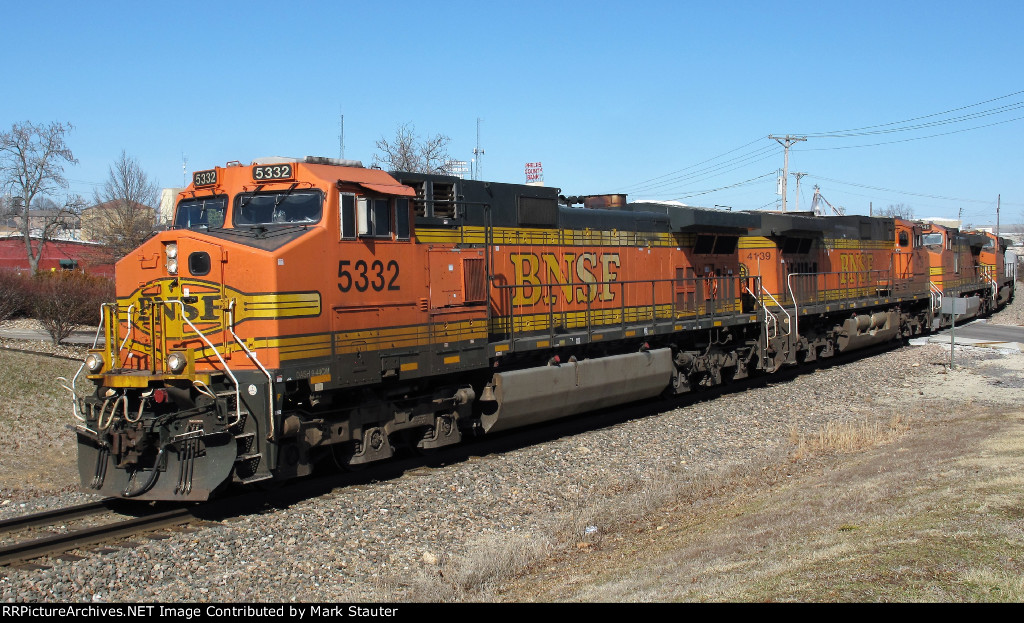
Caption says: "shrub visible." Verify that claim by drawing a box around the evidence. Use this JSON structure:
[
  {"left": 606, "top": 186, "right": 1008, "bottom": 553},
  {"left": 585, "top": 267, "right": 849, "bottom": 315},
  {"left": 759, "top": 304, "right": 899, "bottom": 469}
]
[
  {"left": 0, "top": 270, "right": 32, "bottom": 324},
  {"left": 30, "top": 271, "right": 115, "bottom": 344}
]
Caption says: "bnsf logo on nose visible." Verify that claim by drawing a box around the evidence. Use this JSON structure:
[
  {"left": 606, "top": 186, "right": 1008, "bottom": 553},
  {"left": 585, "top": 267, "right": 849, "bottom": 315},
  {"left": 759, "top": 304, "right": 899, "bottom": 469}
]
[
  {"left": 121, "top": 279, "right": 322, "bottom": 335},
  {"left": 123, "top": 279, "right": 227, "bottom": 335},
  {"left": 135, "top": 294, "right": 222, "bottom": 323}
]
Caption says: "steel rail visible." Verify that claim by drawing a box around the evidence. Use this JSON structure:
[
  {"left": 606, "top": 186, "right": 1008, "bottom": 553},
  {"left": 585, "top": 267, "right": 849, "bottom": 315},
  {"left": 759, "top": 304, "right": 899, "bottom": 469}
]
[
  {"left": 0, "top": 500, "right": 114, "bottom": 535},
  {"left": 0, "top": 507, "right": 194, "bottom": 567}
]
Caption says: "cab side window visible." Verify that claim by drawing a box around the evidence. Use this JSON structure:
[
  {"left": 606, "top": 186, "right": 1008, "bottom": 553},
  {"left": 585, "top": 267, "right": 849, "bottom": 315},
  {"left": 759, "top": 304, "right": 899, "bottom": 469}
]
[
  {"left": 369, "top": 198, "right": 390, "bottom": 238},
  {"left": 340, "top": 193, "right": 356, "bottom": 240},
  {"left": 341, "top": 194, "right": 411, "bottom": 241},
  {"left": 395, "top": 198, "right": 410, "bottom": 240}
]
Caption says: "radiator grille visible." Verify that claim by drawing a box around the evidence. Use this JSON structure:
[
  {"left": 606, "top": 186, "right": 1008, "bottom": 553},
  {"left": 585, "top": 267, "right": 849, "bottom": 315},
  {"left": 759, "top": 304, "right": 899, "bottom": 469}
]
[{"left": 463, "top": 257, "right": 487, "bottom": 303}]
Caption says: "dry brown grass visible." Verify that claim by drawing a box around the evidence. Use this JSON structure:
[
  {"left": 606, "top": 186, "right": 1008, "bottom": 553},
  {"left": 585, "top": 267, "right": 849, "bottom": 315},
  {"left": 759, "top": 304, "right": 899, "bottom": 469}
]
[
  {"left": 386, "top": 456, "right": 794, "bottom": 602},
  {"left": 491, "top": 407, "right": 1024, "bottom": 602},
  {"left": 789, "top": 414, "right": 911, "bottom": 460},
  {"left": 0, "top": 349, "right": 82, "bottom": 499},
  {"left": 386, "top": 531, "right": 553, "bottom": 602}
]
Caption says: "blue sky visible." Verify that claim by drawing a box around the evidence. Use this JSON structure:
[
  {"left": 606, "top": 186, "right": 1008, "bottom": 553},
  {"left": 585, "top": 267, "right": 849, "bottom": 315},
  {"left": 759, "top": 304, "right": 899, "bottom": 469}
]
[{"left": 2, "top": 1, "right": 1021, "bottom": 225}]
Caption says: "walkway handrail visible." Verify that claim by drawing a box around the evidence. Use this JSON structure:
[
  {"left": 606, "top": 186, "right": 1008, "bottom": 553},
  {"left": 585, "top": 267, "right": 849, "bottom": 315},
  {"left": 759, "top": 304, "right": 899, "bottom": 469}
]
[
  {"left": 786, "top": 273, "right": 801, "bottom": 340},
  {"left": 928, "top": 281, "right": 943, "bottom": 313},
  {"left": 57, "top": 302, "right": 110, "bottom": 427},
  {"left": 159, "top": 300, "right": 242, "bottom": 428},
  {"left": 759, "top": 285, "right": 791, "bottom": 337},
  {"left": 228, "top": 299, "right": 276, "bottom": 440}
]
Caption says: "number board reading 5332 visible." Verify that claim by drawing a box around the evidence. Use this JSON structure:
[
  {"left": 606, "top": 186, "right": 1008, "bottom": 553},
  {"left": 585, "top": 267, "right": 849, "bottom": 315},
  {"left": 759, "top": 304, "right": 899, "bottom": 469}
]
[{"left": 252, "top": 164, "right": 294, "bottom": 181}]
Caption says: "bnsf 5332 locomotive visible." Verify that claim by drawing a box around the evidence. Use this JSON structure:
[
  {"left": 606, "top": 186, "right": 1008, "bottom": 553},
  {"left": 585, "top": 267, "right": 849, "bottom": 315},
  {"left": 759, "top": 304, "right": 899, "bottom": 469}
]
[{"left": 69, "top": 156, "right": 1014, "bottom": 500}]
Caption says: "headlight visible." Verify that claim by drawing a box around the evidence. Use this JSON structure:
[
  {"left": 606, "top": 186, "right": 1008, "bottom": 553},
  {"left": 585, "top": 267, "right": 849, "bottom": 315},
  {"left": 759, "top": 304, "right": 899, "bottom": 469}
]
[
  {"left": 166, "top": 352, "right": 187, "bottom": 373},
  {"left": 85, "top": 353, "right": 103, "bottom": 373},
  {"left": 165, "top": 243, "right": 178, "bottom": 274}
]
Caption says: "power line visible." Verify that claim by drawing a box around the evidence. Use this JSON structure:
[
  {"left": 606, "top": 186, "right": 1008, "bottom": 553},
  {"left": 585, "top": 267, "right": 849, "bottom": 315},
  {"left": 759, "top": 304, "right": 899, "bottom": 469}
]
[
  {"left": 66, "top": 178, "right": 103, "bottom": 187},
  {"left": 619, "top": 91, "right": 1024, "bottom": 209},
  {"left": 797, "top": 114, "right": 1024, "bottom": 152},
  {"left": 809, "top": 174, "right": 1023, "bottom": 207},
  {"left": 668, "top": 171, "right": 777, "bottom": 201},
  {"left": 808, "top": 101, "right": 1024, "bottom": 138},
  {"left": 811, "top": 185, "right": 992, "bottom": 216},
  {"left": 628, "top": 146, "right": 778, "bottom": 195},
  {"left": 803, "top": 89, "right": 1024, "bottom": 137},
  {"left": 617, "top": 136, "right": 767, "bottom": 191}
]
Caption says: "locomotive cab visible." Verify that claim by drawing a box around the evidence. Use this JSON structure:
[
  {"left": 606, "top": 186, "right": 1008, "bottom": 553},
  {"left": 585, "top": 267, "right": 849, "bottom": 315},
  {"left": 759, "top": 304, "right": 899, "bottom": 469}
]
[{"left": 73, "top": 157, "right": 429, "bottom": 500}]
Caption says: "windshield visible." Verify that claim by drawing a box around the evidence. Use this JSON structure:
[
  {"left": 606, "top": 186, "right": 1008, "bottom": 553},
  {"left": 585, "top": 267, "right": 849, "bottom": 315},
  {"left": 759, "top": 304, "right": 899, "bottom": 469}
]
[
  {"left": 175, "top": 195, "right": 228, "bottom": 229},
  {"left": 233, "top": 190, "right": 323, "bottom": 226},
  {"left": 921, "top": 233, "right": 943, "bottom": 246}
]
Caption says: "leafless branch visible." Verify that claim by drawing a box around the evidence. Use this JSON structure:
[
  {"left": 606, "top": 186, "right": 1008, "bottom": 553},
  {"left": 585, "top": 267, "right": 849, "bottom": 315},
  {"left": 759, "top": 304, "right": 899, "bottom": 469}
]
[
  {"left": 0, "top": 121, "right": 78, "bottom": 272},
  {"left": 87, "top": 150, "right": 159, "bottom": 259},
  {"left": 876, "top": 203, "right": 914, "bottom": 219},
  {"left": 372, "top": 122, "right": 453, "bottom": 174}
]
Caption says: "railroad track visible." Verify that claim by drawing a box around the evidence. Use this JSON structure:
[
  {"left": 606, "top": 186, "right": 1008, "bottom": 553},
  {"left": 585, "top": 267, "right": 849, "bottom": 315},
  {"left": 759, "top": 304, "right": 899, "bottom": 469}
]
[
  {"left": 0, "top": 343, "right": 86, "bottom": 362},
  {"left": 0, "top": 500, "right": 112, "bottom": 535},
  {"left": 0, "top": 501, "right": 195, "bottom": 568}
]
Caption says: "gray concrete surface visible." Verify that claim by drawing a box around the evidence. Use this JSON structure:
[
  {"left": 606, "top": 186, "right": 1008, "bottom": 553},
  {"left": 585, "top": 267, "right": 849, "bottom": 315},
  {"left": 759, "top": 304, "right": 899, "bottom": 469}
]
[
  {"left": 0, "top": 326, "right": 102, "bottom": 346},
  {"left": 911, "top": 319, "right": 1024, "bottom": 350}
]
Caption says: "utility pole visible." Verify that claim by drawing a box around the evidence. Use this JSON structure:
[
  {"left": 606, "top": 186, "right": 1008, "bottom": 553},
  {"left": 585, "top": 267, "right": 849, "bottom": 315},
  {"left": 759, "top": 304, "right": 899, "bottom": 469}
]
[
  {"left": 769, "top": 135, "right": 806, "bottom": 213},
  {"left": 997, "top": 194, "right": 1001, "bottom": 237},
  {"left": 791, "top": 172, "right": 807, "bottom": 212}
]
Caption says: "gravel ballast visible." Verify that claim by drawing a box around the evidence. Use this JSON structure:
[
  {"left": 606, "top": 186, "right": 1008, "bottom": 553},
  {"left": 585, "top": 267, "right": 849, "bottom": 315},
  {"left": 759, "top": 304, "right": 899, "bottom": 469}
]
[{"left": 1, "top": 297, "right": 1022, "bottom": 602}]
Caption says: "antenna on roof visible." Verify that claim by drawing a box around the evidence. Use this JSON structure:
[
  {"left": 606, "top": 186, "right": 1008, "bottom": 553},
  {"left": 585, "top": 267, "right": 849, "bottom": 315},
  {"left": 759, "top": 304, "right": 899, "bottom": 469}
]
[
  {"left": 182, "top": 153, "right": 188, "bottom": 186},
  {"left": 339, "top": 108, "right": 345, "bottom": 160},
  {"left": 472, "top": 117, "right": 485, "bottom": 180}
]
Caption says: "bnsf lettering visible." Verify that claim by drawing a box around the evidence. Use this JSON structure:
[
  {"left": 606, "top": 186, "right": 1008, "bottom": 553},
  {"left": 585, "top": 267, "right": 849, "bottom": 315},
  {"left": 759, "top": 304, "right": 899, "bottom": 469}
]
[
  {"left": 839, "top": 253, "right": 874, "bottom": 273},
  {"left": 135, "top": 295, "right": 220, "bottom": 323},
  {"left": 839, "top": 253, "right": 875, "bottom": 285},
  {"left": 510, "top": 252, "right": 620, "bottom": 306}
]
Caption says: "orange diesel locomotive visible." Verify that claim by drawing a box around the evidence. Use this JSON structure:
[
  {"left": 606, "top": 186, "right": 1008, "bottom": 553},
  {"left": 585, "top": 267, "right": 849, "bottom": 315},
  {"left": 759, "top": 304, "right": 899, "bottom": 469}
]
[{"left": 70, "top": 157, "right": 1013, "bottom": 500}]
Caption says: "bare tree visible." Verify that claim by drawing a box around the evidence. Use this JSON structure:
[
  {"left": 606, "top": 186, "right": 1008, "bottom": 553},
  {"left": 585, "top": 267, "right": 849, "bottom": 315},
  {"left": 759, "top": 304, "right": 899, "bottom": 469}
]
[
  {"left": 876, "top": 203, "right": 914, "bottom": 219},
  {"left": 0, "top": 194, "right": 17, "bottom": 229},
  {"left": 372, "top": 122, "right": 453, "bottom": 174},
  {"left": 88, "top": 150, "right": 159, "bottom": 258},
  {"left": 0, "top": 121, "right": 80, "bottom": 272}
]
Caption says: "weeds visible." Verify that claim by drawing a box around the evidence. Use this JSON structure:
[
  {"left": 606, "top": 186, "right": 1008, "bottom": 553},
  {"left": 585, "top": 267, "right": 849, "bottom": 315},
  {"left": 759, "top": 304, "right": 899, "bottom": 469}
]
[
  {"left": 394, "top": 531, "right": 553, "bottom": 602},
  {"left": 790, "top": 414, "right": 911, "bottom": 460}
]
